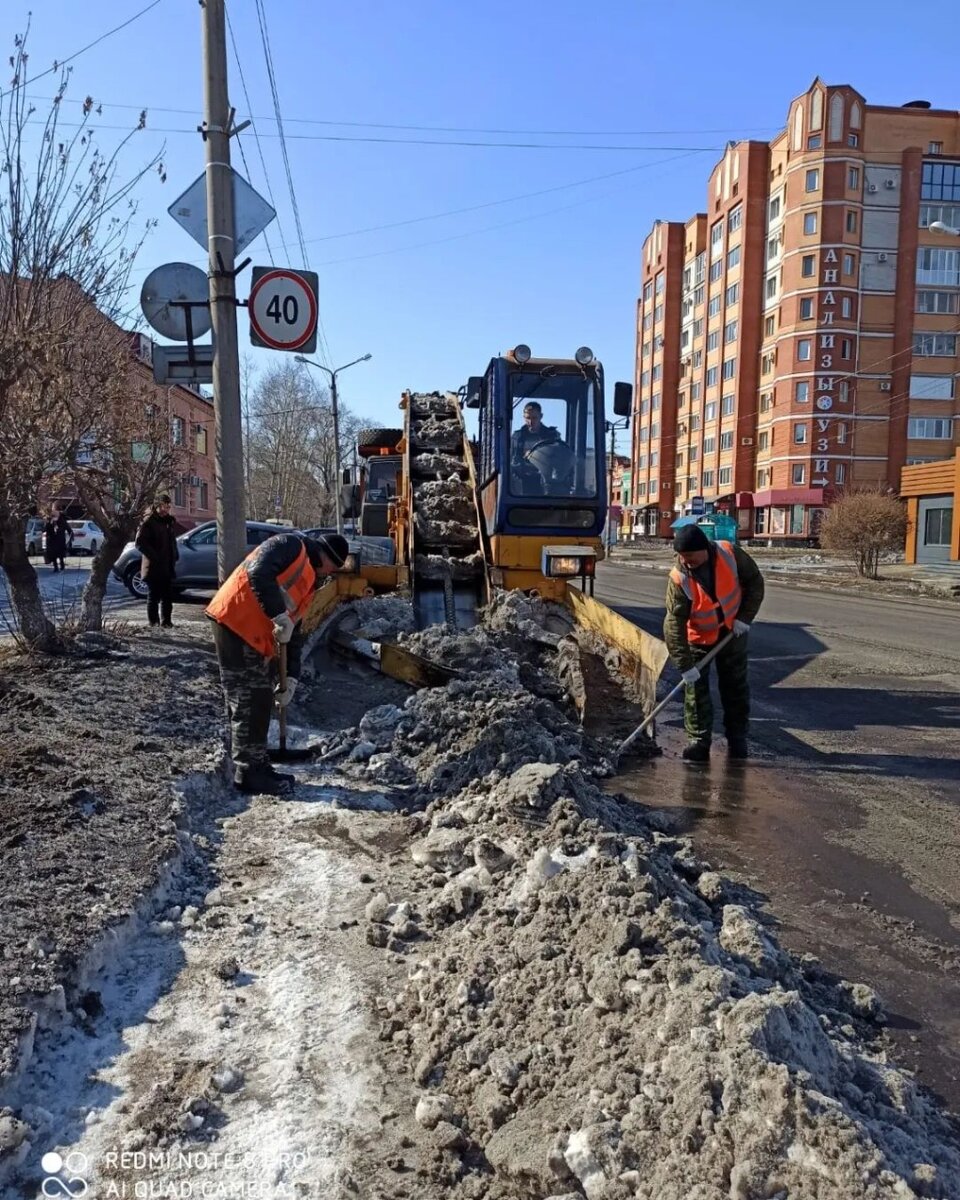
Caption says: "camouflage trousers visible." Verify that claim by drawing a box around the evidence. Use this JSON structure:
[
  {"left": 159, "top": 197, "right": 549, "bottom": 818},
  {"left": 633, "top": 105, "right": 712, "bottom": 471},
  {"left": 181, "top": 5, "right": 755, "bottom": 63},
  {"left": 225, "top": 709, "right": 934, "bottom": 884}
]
[
  {"left": 683, "top": 632, "right": 750, "bottom": 746},
  {"left": 211, "top": 621, "right": 276, "bottom": 768}
]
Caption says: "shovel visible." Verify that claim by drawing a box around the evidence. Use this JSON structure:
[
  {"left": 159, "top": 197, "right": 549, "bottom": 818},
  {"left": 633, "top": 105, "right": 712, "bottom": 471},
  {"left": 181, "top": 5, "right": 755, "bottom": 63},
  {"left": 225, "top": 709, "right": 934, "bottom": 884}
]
[
  {"left": 268, "top": 640, "right": 320, "bottom": 764},
  {"left": 617, "top": 633, "right": 734, "bottom": 759}
]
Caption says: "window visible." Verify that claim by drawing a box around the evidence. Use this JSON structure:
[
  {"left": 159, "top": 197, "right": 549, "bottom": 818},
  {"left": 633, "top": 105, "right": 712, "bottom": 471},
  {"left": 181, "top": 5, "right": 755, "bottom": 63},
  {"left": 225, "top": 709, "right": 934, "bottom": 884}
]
[
  {"left": 803, "top": 213, "right": 818, "bottom": 235},
  {"left": 702, "top": 470, "right": 715, "bottom": 488},
  {"left": 654, "top": 303, "right": 664, "bottom": 323},
  {"left": 195, "top": 424, "right": 208, "bottom": 455},
  {"left": 704, "top": 401, "right": 717, "bottom": 421},
  {"left": 693, "top": 350, "right": 703, "bottom": 368},
  {"left": 642, "top": 312, "right": 653, "bottom": 331},
  {"left": 707, "top": 331, "right": 720, "bottom": 351},
  {"left": 848, "top": 166, "right": 861, "bottom": 190},
  {"left": 651, "top": 422, "right": 659, "bottom": 438},
  {"left": 767, "top": 235, "right": 780, "bottom": 263},
  {"left": 728, "top": 206, "right": 743, "bottom": 233},
  {"left": 727, "top": 245, "right": 741, "bottom": 270},
  {"left": 726, "top": 283, "right": 739, "bottom": 306},
  {"left": 642, "top": 281, "right": 653, "bottom": 302},
  {"left": 836, "top": 423, "right": 847, "bottom": 444},
  {"left": 677, "top": 391, "right": 687, "bottom": 409},
  {"left": 721, "top": 394, "right": 735, "bottom": 415},
  {"left": 706, "top": 366, "right": 719, "bottom": 387},
  {"left": 711, "top": 219, "right": 724, "bottom": 256},
  {"left": 676, "top": 451, "right": 684, "bottom": 468},
  {"left": 792, "top": 463, "right": 806, "bottom": 485},
  {"left": 910, "top": 373, "right": 954, "bottom": 399},
  {"left": 839, "top": 379, "right": 849, "bottom": 404},
  {"left": 765, "top": 273, "right": 779, "bottom": 300},
  {"left": 640, "top": 370, "right": 650, "bottom": 388},
  {"left": 719, "top": 467, "right": 732, "bottom": 486},
  {"left": 917, "top": 246, "right": 960, "bottom": 286},
  {"left": 694, "top": 284, "right": 705, "bottom": 306},
  {"left": 649, "top": 479, "right": 658, "bottom": 494},
  {"left": 796, "top": 381, "right": 810, "bottom": 403},
  {"left": 801, "top": 254, "right": 816, "bottom": 277},
  {"left": 637, "top": 454, "right": 647, "bottom": 469},
  {"left": 843, "top": 253, "right": 855, "bottom": 276},
  {"left": 693, "top": 318, "right": 704, "bottom": 338},
  {"left": 703, "top": 435, "right": 716, "bottom": 453},
  {"left": 761, "top": 351, "right": 776, "bottom": 374},
  {"left": 765, "top": 314, "right": 776, "bottom": 336},
  {"left": 848, "top": 133, "right": 859, "bottom": 149},
  {"left": 708, "top": 293, "right": 722, "bottom": 317},
  {"left": 640, "top": 399, "right": 650, "bottom": 417},
  {"left": 198, "top": 480, "right": 209, "bottom": 510},
  {"left": 917, "top": 290, "right": 960, "bottom": 314},
  {"left": 755, "top": 475, "right": 770, "bottom": 498},
  {"left": 689, "top": 445, "right": 699, "bottom": 462},
  {"left": 722, "top": 358, "right": 736, "bottom": 381},
  {"left": 682, "top": 266, "right": 693, "bottom": 292},
  {"left": 845, "top": 210, "right": 858, "bottom": 233},
  {"left": 652, "top": 393, "right": 661, "bottom": 410},
  {"left": 724, "top": 320, "right": 738, "bottom": 344},
  {"left": 690, "top": 413, "right": 700, "bottom": 431},
  {"left": 908, "top": 417, "right": 953, "bottom": 439},
  {"left": 921, "top": 161, "right": 960, "bottom": 201},
  {"left": 805, "top": 168, "right": 820, "bottom": 192},
  {"left": 841, "top": 338, "right": 853, "bottom": 360},
  {"left": 652, "top": 364, "right": 662, "bottom": 381},
  {"left": 760, "top": 392, "right": 773, "bottom": 413},
  {"left": 655, "top": 272, "right": 665, "bottom": 294},
  {"left": 841, "top": 296, "right": 853, "bottom": 318},
  {"left": 709, "top": 260, "right": 723, "bottom": 282},
  {"left": 924, "top": 505, "right": 953, "bottom": 545},
  {"left": 800, "top": 297, "right": 815, "bottom": 319},
  {"left": 929, "top": 142, "right": 944, "bottom": 157},
  {"left": 807, "top": 134, "right": 822, "bottom": 150},
  {"left": 692, "top": 382, "right": 702, "bottom": 400},
  {"left": 797, "top": 339, "right": 812, "bottom": 361},
  {"left": 719, "top": 431, "right": 734, "bottom": 450},
  {"left": 769, "top": 195, "right": 781, "bottom": 221},
  {"left": 174, "top": 478, "right": 186, "bottom": 507},
  {"left": 650, "top": 452, "right": 659, "bottom": 466},
  {"left": 171, "top": 416, "right": 185, "bottom": 446},
  {"left": 758, "top": 430, "right": 770, "bottom": 450},
  {"left": 914, "top": 333, "right": 958, "bottom": 356},
  {"left": 794, "top": 423, "right": 808, "bottom": 444},
  {"left": 920, "top": 203, "right": 960, "bottom": 229}
]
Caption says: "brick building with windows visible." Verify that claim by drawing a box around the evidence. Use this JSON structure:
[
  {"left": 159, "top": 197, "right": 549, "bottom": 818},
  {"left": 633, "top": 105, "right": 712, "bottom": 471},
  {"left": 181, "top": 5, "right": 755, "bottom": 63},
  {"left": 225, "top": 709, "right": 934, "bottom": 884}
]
[{"left": 632, "top": 81, "right": 960, "bottom": 541}]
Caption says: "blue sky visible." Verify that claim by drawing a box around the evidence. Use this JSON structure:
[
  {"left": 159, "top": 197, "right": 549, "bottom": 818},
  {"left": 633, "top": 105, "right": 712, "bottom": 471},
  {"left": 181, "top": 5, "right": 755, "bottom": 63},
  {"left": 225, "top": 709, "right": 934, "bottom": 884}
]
[{"left": 5, "top": 0, "right": 952, "bottom": 428}]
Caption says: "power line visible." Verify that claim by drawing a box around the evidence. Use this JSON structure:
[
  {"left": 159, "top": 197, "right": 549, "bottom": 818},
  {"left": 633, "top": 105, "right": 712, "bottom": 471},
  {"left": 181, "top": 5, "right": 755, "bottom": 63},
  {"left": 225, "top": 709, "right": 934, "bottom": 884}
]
[{"left": 1, "top": 1, "right": 165, "bottom": 99}]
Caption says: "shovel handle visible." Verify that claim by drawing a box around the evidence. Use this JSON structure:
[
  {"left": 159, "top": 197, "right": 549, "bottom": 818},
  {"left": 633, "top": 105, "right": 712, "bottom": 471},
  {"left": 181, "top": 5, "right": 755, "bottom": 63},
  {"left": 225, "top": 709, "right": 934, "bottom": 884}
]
[
  {"left": 277, "top": 639, "right": 288, "bottom": 754},
  {"left": 618, "top": 632, "right": 734, "bottom": 757}
]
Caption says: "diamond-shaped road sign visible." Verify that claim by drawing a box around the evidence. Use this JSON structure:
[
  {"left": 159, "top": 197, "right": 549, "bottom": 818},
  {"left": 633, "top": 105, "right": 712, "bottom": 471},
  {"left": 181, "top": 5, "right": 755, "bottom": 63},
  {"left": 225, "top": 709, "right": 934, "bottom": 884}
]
[{"left": 168, "top": 168, "right": 276, "bottom": 255}]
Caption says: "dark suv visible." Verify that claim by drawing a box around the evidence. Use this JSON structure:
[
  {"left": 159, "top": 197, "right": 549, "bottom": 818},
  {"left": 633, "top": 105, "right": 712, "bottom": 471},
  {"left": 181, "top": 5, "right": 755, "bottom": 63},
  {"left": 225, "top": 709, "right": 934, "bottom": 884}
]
[{"left": 112, "top": 521, "right": 299, "bottom": 598}]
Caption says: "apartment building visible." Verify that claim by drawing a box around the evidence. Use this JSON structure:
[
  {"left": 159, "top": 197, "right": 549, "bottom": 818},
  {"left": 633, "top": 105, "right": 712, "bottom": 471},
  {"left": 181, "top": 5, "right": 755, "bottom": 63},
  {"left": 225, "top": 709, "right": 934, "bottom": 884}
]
[{"left": 632, "top": 80, "right": 960, "bottom": 541}]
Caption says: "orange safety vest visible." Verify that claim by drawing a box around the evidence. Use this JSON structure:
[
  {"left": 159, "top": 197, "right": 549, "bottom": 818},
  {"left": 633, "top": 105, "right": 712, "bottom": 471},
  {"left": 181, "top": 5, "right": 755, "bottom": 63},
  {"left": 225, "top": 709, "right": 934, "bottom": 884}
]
[
  {"left": 205, "top": 542, "right": 316, "bottom": 658},
  {"left": 670, "top": 539, "right": 742, "bottom": 646}
]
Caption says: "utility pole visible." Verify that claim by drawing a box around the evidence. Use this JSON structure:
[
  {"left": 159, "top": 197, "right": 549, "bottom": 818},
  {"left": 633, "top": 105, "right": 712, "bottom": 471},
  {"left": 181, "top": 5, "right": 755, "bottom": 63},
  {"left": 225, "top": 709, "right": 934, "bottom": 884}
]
[
  {"left": 329, "top": 373, "right": 343, "bottom": 535},
  {"left": 201, "top": 0, "right": 245, "bottom": 581}
]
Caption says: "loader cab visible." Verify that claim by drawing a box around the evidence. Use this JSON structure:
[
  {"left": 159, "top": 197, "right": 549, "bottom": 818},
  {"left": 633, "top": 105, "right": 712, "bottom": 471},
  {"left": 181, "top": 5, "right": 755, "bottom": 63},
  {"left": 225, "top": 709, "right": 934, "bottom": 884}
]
[{"left": 469, "top": 346, "right": 630, "bottom": 541}]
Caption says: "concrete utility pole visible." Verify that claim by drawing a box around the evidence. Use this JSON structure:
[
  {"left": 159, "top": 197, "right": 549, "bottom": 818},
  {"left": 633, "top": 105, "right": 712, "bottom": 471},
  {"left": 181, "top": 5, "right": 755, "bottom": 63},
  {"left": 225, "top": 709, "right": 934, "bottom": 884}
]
[
  {"left": 201, "top": 0, "right": 245, "bottom": 581},
  {"left": 606, "top": 422, "right": 617, "bottom": 557}
]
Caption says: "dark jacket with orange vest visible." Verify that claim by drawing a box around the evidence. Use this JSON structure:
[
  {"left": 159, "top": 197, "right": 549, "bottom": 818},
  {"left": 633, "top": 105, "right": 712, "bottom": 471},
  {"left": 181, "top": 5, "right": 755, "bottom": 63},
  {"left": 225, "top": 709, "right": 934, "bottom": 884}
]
[
  {"left": 663, "top": 540, "right": 764, "bottom": 671},
  {"left": 205, "top": 533, "right": 318, "bottom": 678}
]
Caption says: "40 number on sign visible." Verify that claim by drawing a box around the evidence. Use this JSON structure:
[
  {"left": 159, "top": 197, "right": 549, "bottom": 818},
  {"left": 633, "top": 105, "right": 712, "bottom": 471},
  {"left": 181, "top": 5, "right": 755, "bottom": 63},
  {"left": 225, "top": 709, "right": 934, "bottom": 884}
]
[{"left": 248, "top": 266, "right": 319, "bottom": 353}]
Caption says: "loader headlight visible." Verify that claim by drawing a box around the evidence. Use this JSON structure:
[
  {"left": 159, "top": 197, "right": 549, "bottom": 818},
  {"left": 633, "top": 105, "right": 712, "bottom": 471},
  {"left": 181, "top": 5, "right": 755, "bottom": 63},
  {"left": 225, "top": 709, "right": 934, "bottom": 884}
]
[
  {"left": 541, "top": 545, "right": 597, "bottom": 577},
  {"left": 513, "top": 344, "right": 532, "bottom": 364},
  {"left": 574, "top": 346, "right": 595, "bottom": 366}
]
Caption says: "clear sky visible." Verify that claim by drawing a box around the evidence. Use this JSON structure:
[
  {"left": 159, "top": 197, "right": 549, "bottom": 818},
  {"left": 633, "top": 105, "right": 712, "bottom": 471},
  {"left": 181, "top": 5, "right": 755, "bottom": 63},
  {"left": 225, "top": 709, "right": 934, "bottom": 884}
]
[{"left": 5, "top": 0, "right": 953, "bottom": 429}]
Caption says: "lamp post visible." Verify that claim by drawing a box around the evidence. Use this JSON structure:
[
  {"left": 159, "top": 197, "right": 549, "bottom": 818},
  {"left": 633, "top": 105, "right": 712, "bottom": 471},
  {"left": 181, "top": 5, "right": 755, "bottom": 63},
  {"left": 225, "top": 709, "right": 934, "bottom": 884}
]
[
  {"left": 605, "top": 415, "right": 631, "bottom": 558},
  {"left": 295, "top": 353, "right": 372, "bottom": 534},
  {"left": 929, "top": 220, "right": 960, "bottom": 236}
]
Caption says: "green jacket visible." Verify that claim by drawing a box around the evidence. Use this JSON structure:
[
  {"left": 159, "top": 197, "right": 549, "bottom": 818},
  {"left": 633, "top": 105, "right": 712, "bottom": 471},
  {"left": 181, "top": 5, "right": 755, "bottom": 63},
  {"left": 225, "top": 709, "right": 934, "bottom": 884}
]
[{"left": 663, "top": 543, "right": 765, "bottom": 670}]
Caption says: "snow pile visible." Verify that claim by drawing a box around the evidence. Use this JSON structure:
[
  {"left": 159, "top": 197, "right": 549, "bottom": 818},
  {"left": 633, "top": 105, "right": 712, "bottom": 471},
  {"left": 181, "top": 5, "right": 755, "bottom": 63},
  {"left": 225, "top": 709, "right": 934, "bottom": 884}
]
[{"left": 330, "top": 593, "right": 960, "bottom": 1199}]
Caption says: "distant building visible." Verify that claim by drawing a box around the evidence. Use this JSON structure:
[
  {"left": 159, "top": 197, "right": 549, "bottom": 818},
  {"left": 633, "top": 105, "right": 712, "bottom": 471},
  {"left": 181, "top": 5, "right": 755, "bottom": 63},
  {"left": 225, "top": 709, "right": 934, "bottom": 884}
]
[
  {"left": 900, "top": 449, "right": 959, "bottom": 563},
  {"left": 633, "top": 81, "right": 960, "bottom": 541}
]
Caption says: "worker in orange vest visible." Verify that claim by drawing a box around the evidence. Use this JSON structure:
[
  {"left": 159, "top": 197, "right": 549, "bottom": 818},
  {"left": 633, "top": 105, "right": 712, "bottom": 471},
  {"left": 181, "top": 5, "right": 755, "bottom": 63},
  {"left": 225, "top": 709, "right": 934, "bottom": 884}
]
[
  {"left": 663, "top": 524, "right": 765, "bottom": 763},
  {"left": 206, "top": 531, "right": 349, "bottom": 795}
]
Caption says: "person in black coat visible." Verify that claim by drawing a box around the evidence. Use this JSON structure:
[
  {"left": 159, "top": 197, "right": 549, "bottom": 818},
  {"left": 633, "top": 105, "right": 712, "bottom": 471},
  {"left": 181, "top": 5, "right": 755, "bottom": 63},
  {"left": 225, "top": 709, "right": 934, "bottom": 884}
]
[
  {"left": 135, "top": 494, "right": 179, "bottom": 628},
  {"left": 43, "top": 510, "right": 72, "bottom": 572}
]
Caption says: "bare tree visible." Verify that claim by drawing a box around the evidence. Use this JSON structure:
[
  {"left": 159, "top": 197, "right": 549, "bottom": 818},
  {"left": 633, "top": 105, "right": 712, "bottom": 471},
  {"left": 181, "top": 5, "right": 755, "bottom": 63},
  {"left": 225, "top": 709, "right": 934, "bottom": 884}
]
[
  {"left": 819, "top": 489, "right": 907, "bottom": 579},
  {"left": 244, "top": 361, "right": 369, "bottom": 528},
  {"left": 0, "top": 26, "right": 162, "bottom": 650}
]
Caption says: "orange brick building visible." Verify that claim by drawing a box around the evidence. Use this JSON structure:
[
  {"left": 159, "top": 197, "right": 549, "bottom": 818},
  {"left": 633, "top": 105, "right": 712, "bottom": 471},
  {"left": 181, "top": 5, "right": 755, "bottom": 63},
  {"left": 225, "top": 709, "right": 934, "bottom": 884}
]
[{"left": 632, "top": 81, "right": 960, "bottom": 541}]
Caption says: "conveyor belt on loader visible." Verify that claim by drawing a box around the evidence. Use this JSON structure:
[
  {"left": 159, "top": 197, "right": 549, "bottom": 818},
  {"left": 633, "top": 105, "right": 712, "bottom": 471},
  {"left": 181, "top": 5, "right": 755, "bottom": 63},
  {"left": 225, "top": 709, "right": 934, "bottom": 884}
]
[{"left": 407, "top": 391, "right": 485, "bottom": 631}]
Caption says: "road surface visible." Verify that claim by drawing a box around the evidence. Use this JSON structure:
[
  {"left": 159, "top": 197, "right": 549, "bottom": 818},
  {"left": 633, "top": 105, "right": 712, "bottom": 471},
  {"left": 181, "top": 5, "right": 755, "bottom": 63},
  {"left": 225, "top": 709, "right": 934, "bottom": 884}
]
[{"left": 596, "top": 560, "right": 960, "bottom": 1111}]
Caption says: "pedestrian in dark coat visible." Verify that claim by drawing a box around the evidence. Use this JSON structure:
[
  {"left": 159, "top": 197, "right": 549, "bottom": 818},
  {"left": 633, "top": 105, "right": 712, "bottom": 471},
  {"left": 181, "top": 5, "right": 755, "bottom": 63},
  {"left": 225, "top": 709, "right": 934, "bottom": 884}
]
[
  {"left": 43, "top": 510, "right": 72, "bottom": 572},
  {"left": 135, "top": 494, "right": 179, "bottom": 628}
]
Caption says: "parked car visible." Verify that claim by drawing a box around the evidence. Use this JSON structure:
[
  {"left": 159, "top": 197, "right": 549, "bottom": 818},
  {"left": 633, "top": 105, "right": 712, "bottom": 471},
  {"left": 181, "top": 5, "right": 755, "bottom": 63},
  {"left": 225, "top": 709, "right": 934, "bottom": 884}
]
[
  {"left": 25, "top": 517, "right": 45, "bottom": 556},
  {"left": 112, "top": 520, "right": 299, "bottom": 599},
  {"left": 52, "top": 520, "right": 103, "bottom": 556}
]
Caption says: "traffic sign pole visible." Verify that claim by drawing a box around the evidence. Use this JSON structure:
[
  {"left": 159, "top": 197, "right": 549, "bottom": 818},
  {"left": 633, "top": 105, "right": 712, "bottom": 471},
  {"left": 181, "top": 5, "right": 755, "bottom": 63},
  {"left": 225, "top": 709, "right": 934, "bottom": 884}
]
[{"left": 202, "top": 0, "right": 246, "bottom": 582}]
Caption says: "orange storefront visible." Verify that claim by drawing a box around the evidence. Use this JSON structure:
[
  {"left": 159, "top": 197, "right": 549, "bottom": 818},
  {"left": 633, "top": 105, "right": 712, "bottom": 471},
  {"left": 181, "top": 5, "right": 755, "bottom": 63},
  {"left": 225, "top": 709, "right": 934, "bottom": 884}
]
[{"left": 900, "top": 450, "right": 959, "bottom": 564}]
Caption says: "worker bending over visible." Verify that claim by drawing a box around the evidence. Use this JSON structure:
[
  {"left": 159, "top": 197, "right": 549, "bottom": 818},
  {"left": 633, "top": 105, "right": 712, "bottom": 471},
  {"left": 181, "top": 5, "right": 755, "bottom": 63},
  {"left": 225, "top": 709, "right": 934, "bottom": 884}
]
[
  {"left": 206, "top": 531, "right": 348, "bottom": 795},
  {"left": 663, "top": 524, "right": 764, "bottom": 763}
]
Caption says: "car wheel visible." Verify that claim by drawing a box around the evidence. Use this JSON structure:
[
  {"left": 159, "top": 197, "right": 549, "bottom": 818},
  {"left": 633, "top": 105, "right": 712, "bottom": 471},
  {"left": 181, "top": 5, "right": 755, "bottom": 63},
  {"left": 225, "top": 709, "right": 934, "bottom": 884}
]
[
  {"left": 125, "top": 565, "right": 149, "bottom": 599},
  {"left": 89, "top": 540, "right": 98, "bottom": 553}
]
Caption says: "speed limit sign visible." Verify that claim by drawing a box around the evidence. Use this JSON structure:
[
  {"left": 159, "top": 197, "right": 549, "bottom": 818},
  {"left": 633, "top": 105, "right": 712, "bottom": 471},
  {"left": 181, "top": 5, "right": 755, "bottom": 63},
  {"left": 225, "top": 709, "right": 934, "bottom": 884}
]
[{"left": 248, "top": 266, "right": 319, "bottom": 352}]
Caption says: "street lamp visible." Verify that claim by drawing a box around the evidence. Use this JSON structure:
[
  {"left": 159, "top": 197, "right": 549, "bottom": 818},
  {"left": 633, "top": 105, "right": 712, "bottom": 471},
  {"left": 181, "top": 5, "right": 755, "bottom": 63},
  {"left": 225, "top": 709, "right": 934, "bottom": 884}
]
[
  {"left": 295, "top": 353, "right": 372, "bottom": 534},
  {"left": 929, "top": 220, "right": 960, "bottom": 236},
  {"left": 605, "top": 414, "right": 632, "bottom": 557}
]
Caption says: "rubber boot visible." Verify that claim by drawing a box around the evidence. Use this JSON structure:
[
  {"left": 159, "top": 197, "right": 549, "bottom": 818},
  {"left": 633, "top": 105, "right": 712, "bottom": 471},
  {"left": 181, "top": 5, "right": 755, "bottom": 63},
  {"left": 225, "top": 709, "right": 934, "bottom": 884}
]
[
  {"left": 234, "top": 763, "right": 295, "bottom": 797},
  {"left": 681, "top": 741, "right": 711, "bottom": 764},
  {"left": 727, "top": 737, "right": 749, "bottom": 760}
]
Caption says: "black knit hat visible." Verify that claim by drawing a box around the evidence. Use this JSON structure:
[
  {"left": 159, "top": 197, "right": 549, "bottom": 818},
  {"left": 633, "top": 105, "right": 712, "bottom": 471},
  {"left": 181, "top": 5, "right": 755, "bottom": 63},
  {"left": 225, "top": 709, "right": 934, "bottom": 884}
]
[
  {"left": 673, "top": 524, "right": 710, "bottom": 553},
  {"left": 315, "top": 532, "right": 349, "bottom": 568}
]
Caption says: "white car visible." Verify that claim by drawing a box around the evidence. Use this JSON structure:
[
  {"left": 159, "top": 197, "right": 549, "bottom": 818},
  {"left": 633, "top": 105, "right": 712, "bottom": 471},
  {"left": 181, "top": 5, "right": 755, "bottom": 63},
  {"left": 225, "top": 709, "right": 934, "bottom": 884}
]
[{"left": 66, "top": 520, "right": 103, "bottom": 556}]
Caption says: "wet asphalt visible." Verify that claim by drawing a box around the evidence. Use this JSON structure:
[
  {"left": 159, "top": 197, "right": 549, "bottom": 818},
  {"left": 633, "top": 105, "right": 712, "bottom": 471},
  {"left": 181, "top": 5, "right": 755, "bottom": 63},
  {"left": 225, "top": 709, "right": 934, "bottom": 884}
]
[{"left": 597, "top": 560, "right": 960, "bottom": 1113}]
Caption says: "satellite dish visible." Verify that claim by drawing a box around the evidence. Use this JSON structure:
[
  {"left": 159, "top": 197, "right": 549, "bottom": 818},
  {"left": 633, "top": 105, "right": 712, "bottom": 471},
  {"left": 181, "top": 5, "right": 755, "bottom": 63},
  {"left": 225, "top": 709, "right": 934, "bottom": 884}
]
[{"left": 140, "top": 262, "right": 211, "bottom": 342}]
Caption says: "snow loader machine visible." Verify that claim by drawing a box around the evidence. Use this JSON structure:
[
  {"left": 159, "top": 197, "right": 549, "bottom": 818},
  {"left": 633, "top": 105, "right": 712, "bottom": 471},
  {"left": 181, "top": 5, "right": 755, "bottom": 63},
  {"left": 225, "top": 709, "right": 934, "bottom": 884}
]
[{"left": 305, "top": 345, "right": 668, "bottom": 721}]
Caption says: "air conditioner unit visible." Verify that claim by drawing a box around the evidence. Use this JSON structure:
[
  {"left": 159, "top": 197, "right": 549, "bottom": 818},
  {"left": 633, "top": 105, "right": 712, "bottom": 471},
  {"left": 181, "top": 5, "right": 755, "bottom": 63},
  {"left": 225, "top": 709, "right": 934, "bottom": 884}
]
[
  {"left": 741, "top": 437, "right": 754, "bottom": 446},
  {"left": 867, "top": 183, "right": 878, "bottom": 193},
  {"left": 655, "top": 337, "right": 665, "bottom": 348},
  {"left": 877, "top": 253, "right": 888, "bottom": 262},
  {"left": 879, "top": 382, "right": 892, "bottom": 392}
]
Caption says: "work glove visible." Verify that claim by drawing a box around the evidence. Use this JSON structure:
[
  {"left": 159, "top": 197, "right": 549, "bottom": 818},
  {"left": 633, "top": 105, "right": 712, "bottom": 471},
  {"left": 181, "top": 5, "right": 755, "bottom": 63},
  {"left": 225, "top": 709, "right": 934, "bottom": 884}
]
[
  {"left": 732, "top": 619, "right": 751, "bottom": 637},
  {"left": 274, "top": 678, "right": 298, "bottom": 709},
  {"left": 272, "top": 612, "right": 296, "bottom": 644},
  {"left": 681, "top": 667, "right": 701, "bottom": 686}
]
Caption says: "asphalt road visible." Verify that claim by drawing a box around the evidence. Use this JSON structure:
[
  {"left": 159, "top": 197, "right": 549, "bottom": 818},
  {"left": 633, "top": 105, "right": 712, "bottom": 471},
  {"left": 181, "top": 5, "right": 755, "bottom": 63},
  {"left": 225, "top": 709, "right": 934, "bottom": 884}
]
[{"left": 597, "top": 560, "right": 960, "bottom": 1112}]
